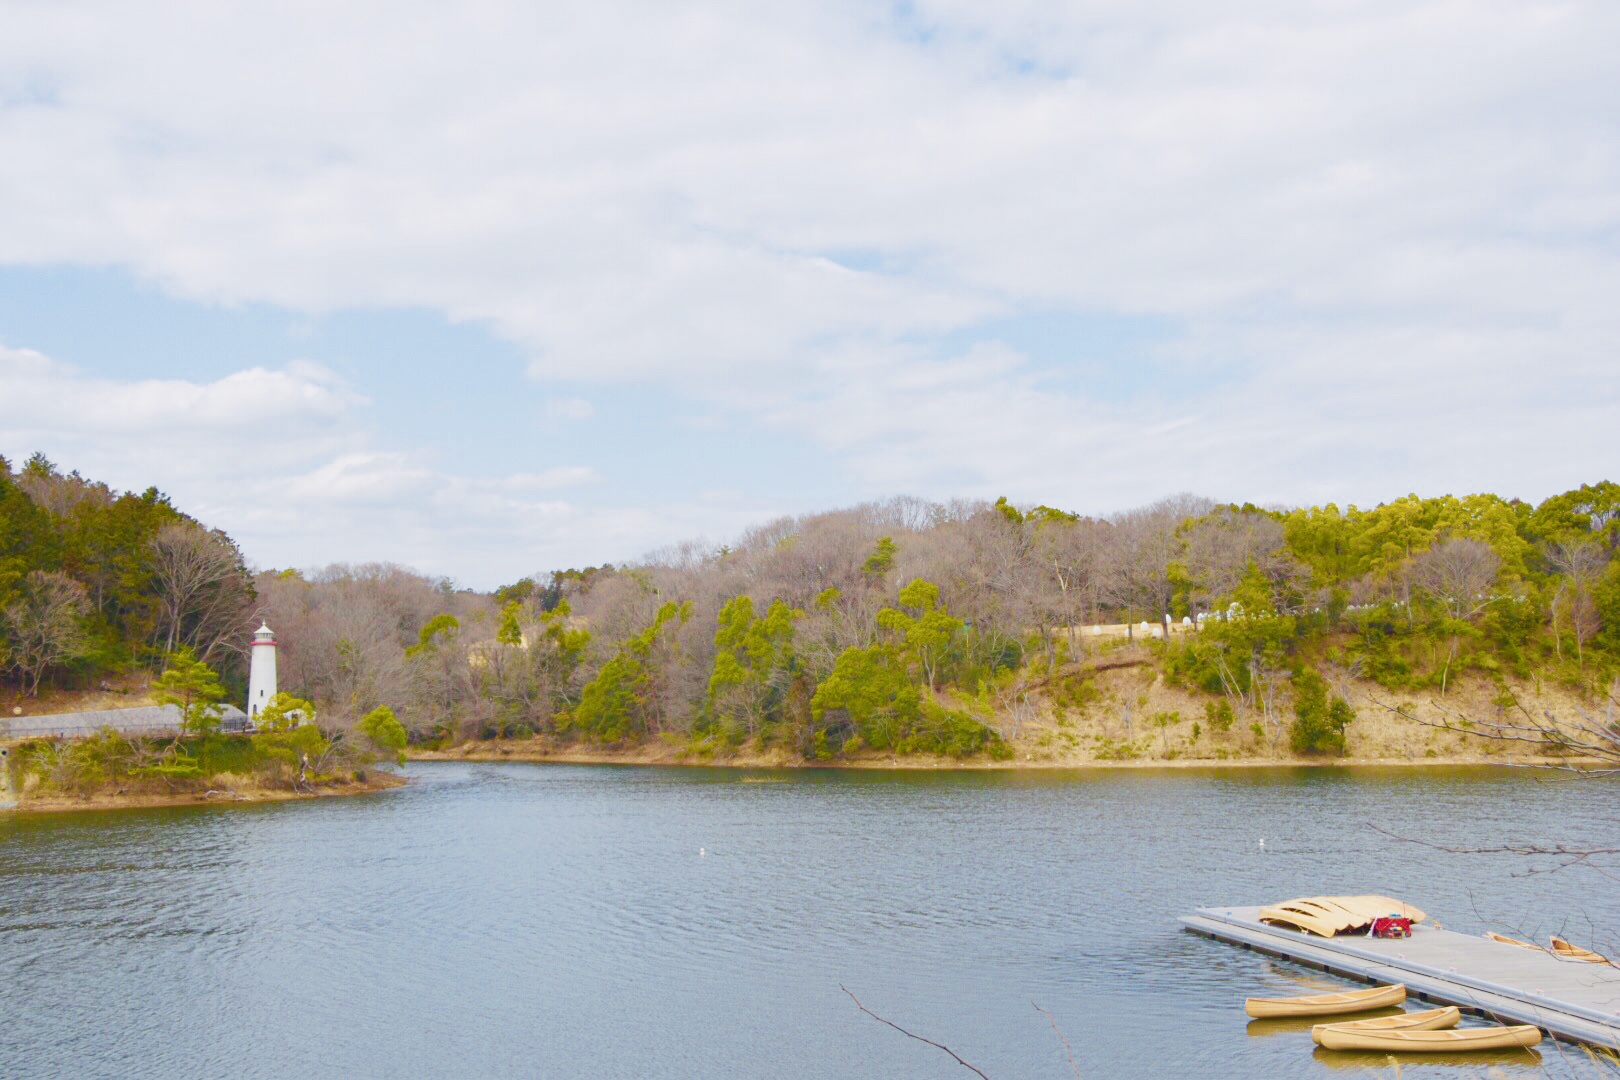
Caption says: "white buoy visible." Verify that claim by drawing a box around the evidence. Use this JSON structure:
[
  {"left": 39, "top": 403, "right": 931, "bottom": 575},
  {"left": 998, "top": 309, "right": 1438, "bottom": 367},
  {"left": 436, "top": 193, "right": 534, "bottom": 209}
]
[
  {"left": 699, "top": 847, "right": 706, "bottom": 857},
  {"left": 1258, "top": 838, "right": 1265, "bottom": 850}
]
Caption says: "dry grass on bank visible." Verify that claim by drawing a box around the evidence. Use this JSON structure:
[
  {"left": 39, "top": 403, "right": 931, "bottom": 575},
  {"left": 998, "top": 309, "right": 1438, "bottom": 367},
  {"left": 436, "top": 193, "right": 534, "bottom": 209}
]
[
  {"left": 7, "top": 770, "right": 405, "bottom": 815},
  {"left": 414, "top": 653, "right": 1595, "bottom": 771},
  {"left": 1, "top": 671, "right": 157, "bottom": 718}
]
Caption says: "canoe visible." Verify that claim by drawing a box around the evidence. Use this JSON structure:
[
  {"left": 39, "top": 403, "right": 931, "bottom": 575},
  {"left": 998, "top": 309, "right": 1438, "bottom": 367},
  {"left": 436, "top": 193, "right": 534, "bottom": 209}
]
[
  {"left": 1309, "top": 1007, "right": 1460, "bottom": 1044},
  {"left": 1485, "top": 931, "right": 1540, "bottom": 951},
  {"left": 1245, "top": 983, "right": 1405, "bottom": 1018},
  {"left": 1259, "top": 895, "right": 1427, "bottom": 938},
  {"left": 1315, "top": 1023, "right": 1541, "bottom": 1053},
  {"left": 1550, "top": 935, "right": 1609, "bottom": 963}
]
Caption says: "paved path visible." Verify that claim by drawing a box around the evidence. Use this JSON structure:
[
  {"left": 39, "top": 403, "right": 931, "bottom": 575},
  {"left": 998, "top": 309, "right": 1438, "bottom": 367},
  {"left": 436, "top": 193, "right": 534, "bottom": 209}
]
[{"left": 1182, "top": 906, "right": 1620, "bottom": 1049}]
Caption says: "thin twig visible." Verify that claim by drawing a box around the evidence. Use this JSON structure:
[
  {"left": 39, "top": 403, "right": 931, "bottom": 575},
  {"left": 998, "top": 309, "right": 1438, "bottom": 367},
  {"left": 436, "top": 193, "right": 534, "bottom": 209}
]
[
  {"left": 1032, "top": 1001, "right": 1081, "bottom": 1079},
  {"left": 1366, "top": 823, "right": 1620, "bottom": 880},
  {"left": 1365, "top": 694, "right": 1620, "bottom": 775},
  {"left": 841, "top": 984, "right": 991, "bottom": 1079}
]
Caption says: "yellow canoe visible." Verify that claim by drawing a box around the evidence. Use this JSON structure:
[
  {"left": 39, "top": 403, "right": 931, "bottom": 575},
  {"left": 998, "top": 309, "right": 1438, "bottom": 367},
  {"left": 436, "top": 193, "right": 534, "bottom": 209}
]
[
  {"left": 1485, "top": 931, "right": 1540, "bottom": 951},
  {"left": 1550, "top": 935, "right": 1609, "bottom": 963},
  {"left": 1245, "top": 982, "right": 1405, "bottom": 1018},
  {"left": 1309, "top": 1006, "right": 1460, "bottom": 1044},
  {"left": 1315, "top": 1023, "right": 1541, "bottom": 1053},
  {"left": 1259, "top": 895, "right": 1427, "bottom": 938}
]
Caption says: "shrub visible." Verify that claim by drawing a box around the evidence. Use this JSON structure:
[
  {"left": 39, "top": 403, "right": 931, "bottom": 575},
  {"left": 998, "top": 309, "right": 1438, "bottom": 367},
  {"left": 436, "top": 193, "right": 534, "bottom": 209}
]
[
  {"left": 359, "top": 705, "right": 409, "bottom": 763},
  {"left": 1289, "top": 668, "right": 1353, "bottom": 755},
  {"left": 1203, "top": 699, "right": 1235, "bottom": 733},
  {"left": 1094, "top": 737, "right": 1145, "bottom": 761},
  {"left": 895, "top": 702, "right": 1003, "bottom": 758}
]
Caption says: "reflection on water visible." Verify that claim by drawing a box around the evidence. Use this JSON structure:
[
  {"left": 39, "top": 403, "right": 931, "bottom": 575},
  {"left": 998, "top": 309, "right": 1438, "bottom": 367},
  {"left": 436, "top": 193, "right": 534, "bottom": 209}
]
[
  {"left": 0, "top": 762, "right": 1611, "bottom": 1079},
  {"left": 1313, "top": 1047, "right": 1545, "bottom": 1070},
  {"left": 1246, "top": 1008, "right": 1409, "bottom": 1038}
]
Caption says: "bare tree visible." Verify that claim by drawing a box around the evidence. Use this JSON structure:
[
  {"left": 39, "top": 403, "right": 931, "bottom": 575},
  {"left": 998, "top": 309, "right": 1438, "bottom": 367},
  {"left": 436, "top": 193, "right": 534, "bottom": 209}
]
[
  {"left": 1405, "top": 537, "right": 1504, "bottom": 693},
  {"left": 1178, "top": 509, "right": 1309, "bottom": 615},
  {"left": 1105, "top": 494, "right": 1216, "bottom": 621},
  {"left": 1547, "top": 541, "right": 1606, "bottom": 665},
  {"left": 1, "top": 570, "right": 91, "bottom": 695},
  {"left": 149, "top": 522, "right": 255, "bottom": 664},
  {"left": 1407, "top": 537, "right": 1502, "bottom": 621}
]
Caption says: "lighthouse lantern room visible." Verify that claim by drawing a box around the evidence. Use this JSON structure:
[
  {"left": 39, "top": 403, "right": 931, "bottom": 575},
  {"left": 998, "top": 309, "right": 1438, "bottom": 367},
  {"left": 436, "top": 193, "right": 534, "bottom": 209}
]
[{"left": 247, "top": 622, "right": 278, "bottom": 721}]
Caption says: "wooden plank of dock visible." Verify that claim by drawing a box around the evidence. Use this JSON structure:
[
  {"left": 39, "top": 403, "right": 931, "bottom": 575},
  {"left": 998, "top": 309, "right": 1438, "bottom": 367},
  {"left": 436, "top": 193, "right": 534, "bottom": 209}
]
[{"left": 1182, "top": 906, "right": 1620, "bottom": 1050}]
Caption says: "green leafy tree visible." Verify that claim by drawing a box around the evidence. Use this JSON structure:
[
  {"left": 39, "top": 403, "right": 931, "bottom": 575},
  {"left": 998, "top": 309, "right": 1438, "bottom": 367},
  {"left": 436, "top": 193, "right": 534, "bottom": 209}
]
[
  {"left": 993, "top": 496, "right": 1025, "bottom": 525},
  {"left": 1595, "top": 561, "right": 1620, "bottom": 652},
  {"left": 255, "top": 691, "right": 314, "bottom": 732},
  {"left": 810, "top": 644, "right": 918, "bottom": 751},
  {"left": 407, "top": 613, "right": 460, "bottom": 658},
  {"left": 493, "top": 577, "right": 537, "bottom": 606},
  {"left": 1529, "top": 481, "right": 1620, "bottom": 553},
  {"left": 249, "top": 692, "right": 330, "bottom": 785},
  {"left": 876, "top": 579, "right": 963, "bottom": 690},
  {"left": 1289, "top": 669, "right": 1353, "bottom": 755},
  {"left": 358, "top": 705, "right": 408, "bottom": 763},
  {"left": 571, "top": 601, "right": 690, "bottom": 742},
  {"left": 496, "top": 601, "right": 524, "bottom": 647},
  {"left": 707, "top": 595, "right": 802, "bottom": 738},
  {"left": 153, "top": 646, "right": 226, "bottom": 737},
  {"left": 862, "top": 536, "right": 897, "bottom": 581},
  {"left": 250, "top": 722, "right": 329, "bottom": 787}
]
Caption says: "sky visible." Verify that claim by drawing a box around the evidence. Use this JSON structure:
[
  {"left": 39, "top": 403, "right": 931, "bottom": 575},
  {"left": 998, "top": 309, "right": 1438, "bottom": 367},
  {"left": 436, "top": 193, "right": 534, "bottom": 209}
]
[{"left": 1, "top": 1, "right": 1616, "bottom": 589}]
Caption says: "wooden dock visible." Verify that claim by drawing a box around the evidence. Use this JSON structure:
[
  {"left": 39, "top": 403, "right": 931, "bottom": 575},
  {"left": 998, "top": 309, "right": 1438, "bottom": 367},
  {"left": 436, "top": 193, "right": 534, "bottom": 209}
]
[{"left": 1182, "top": 906, "right": 1620, "bottom": 1050}]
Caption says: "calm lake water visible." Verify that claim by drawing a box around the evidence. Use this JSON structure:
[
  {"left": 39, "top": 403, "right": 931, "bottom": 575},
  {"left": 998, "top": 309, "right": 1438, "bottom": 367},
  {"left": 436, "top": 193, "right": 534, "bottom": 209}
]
[{"left": 2, "top": 762, "right": 1614, "bottom": 1079}]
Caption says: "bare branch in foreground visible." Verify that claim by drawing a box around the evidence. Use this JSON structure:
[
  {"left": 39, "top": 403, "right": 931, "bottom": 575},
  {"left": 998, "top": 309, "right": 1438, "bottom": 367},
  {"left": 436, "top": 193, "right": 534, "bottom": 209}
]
[
  {"left": 1032, "top": 1001, "right": 1081, "bottom": 1079},
  {"left": 1367, "top": 823, "right": 1620, "bottom": 881},
  {"left": 1365, "top": 693, "right": 1620, "bottom": 776},
  {"left": 841, "top": 984, "right": 992, "bottom": 1079}
]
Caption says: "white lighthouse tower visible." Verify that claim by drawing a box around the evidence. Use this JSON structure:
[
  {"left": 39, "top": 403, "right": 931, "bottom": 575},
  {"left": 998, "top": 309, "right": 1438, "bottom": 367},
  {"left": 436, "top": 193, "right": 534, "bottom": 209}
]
[{"left": 247, "top": 621, "right": 278, "bottom": 721}]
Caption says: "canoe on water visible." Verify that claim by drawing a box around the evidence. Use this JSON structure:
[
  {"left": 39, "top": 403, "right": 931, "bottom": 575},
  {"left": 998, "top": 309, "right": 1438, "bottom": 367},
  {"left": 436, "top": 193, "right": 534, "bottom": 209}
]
[
  {"left": 1309, "top": 1007, "right": 1460, "bottom": 1044},
  {"left": 1245, "top": 983, "right": 1405, "bottom": 1018},
  {"left": 1314, "top": 1023, "right": 1541, "bottom": 1053},
  {"left": 1550, "top": 935, "right": 1610, "bottom": 963},
  {"left": 1485, "top": 931, "right": 1540, "bottom": 951}
]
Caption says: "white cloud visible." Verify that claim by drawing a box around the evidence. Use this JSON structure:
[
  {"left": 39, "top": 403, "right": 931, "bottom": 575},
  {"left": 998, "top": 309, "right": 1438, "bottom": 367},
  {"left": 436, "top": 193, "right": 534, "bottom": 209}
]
[
  {"left": 0, "top": 347, "right": 357, "bottom": 435},
  {"left": 11, "top": 2, "right": 1613, "bottom": 377},
  {"left": 541, "top": 397, "right": 594, "bottom": 422},
  {"left": 0, "top": 0, "right": 1617, "bottom": 565},
  {"left": 0, "top": 347, "right": 643, "bottom": 587}
]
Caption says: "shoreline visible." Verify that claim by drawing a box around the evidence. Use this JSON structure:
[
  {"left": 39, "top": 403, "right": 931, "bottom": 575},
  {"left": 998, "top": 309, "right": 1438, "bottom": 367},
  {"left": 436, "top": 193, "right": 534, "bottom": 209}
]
[
  {"left": 408, "top": 742, "right": 1582, "bottom": 772},
  {"left": 3, "top": 772, "right": 406, "bottom": 816}
]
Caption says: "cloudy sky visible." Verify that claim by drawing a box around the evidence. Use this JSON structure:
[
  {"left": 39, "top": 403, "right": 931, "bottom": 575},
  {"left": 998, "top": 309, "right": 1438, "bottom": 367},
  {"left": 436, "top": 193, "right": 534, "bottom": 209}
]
[{"left": 2, "top": 1, "right": 1615, "bottom": 588}]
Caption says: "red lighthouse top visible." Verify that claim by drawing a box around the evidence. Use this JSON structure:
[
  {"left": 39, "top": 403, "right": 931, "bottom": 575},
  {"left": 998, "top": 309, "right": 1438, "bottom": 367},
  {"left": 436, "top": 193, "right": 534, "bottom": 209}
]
[{"left": 251, "top": 621, "right": 277, "bottom": 647}]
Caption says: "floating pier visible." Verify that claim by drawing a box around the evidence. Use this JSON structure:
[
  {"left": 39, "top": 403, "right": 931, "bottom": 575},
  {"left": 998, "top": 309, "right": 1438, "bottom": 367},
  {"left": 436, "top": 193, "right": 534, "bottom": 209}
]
[{"left": 1182, "top": 906, "right": 1620, "bottom": 1050}]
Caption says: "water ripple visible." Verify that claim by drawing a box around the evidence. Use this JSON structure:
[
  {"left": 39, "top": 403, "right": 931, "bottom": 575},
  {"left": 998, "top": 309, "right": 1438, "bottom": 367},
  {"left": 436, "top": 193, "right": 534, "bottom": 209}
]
[{"left": 0, "top": 761, "right": 1604, "bottom": 1079}]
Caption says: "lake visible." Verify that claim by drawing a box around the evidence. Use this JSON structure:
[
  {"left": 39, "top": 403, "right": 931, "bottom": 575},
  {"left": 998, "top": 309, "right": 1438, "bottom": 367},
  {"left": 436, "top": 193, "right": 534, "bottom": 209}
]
[{"left": 1, "top": 762, "right": 1613, "bottom": 1078}]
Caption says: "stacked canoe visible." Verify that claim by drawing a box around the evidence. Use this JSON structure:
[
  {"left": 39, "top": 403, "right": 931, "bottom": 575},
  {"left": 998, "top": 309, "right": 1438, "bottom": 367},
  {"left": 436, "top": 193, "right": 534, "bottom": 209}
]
[{"left": 1257, "top": 895, "right": 1426, "bottom": 938}]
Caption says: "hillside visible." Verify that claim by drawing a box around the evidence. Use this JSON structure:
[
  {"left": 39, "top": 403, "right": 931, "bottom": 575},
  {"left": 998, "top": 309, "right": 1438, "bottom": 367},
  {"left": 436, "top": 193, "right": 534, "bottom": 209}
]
[{"left": 5, "top": 453, "right": 1618, "bottom": 773}]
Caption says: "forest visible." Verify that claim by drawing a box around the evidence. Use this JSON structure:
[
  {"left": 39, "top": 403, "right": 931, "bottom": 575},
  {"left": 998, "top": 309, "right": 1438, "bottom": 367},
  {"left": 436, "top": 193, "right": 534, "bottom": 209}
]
[{"left": 4, "top": 451, "right": 1619, "bottom": 763}]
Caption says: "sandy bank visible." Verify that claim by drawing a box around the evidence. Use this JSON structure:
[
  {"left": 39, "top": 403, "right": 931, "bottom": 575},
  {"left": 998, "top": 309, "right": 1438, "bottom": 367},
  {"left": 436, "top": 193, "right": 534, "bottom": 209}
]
[
  {"left": 5, "top": 772, "right": 406, "bottom": 816},
  {"left": 408, "top": 740, "right": 1583, "bottom": 772}
]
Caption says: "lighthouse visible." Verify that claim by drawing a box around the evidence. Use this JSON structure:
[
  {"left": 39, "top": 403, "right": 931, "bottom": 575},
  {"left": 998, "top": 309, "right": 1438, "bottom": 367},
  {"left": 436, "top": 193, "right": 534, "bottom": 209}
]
[{"left": 247, "top": 621, "right": 278, "bottom": 721}]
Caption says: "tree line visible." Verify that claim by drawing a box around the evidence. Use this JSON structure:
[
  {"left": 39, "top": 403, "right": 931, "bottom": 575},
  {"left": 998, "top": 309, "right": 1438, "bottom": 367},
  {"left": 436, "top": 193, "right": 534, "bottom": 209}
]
[
  {"left": 259, "top": 484, "right": 1620, "bottom": 761},
  {"left": 0, "top": 453, "right": 255, "bottom": 698},
  {"left": 5, "top": 451, "right": 1617, "bottom": 762}
]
